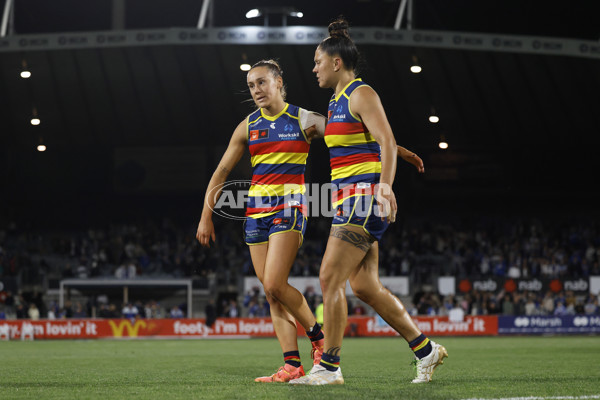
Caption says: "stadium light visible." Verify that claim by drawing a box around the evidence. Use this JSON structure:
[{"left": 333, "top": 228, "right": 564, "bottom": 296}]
[
  {"left": 438, "top": 135, "right": 448, "bottom": 149},
  {"left": 410, "top": 55, "right": 421, "bottom": 74},
  {"left": 245, "top": 9, "right": 261, "bottom": 19},
  {"left": 37, "top": 144, "right": 46, "bottom": 152},
  {"left": 31, "top": 117, "right": 41, "bottom": 125},
  {"left": 20, "top": 59, "right": 31, "bottom": 78},
  {"left": 240, "top": 63, "right": 251, "bottom": 71},
  {"left": 429, "top": 107, "right": 439, "bottom": 124},
  {"left": 246, "top": 7, "right": 303, "bottom": 26}
]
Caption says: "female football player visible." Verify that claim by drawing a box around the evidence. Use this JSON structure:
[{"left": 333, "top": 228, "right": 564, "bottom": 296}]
[
  {"left": 291, "top": 18, "right": 447, "bottom": 385},
  {"left": 196, "top": 60, "right": 326, "bottom": 382}
]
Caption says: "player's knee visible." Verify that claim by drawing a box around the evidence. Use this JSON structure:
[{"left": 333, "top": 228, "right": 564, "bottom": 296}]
[
  {"left": 263, "top": 282, "right": 284, "bottom": 302},
  {"left": 350, "top": 281, "right": 383, "bottom": 305},
  {"left": 319, "top": 272, "right": 346, "bottom": 297},
  {"left": 351, "top": 285, "right": 373, "bottom": 305}
]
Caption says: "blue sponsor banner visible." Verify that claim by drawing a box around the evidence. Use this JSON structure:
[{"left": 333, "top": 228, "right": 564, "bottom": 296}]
[{"left": 499, "top": 316, "right": 600, "bottom": 334}]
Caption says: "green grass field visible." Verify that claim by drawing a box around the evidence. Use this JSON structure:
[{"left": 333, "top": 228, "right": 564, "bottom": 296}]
[{"left": 1, "top": 336, "right": 599, "bottom": 399}]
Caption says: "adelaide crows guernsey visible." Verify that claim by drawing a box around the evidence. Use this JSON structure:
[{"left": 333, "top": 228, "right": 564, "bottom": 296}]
[
  {"left": 324, "top": 79, "right": 382, "bottom": 207},
  {"left": 246, "top": 103, "right": 309, "bottom": 218}
]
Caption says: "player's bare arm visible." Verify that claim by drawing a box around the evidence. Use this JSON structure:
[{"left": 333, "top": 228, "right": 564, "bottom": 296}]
[
  {"left": 397, "top": 145, "right": 425, "bottom": 173},
  {"left": 351, "top": 86, "right": 398, "bottom": 223},
  {"left": 196, "top": 120, "right": 247, "bottom": 247}
]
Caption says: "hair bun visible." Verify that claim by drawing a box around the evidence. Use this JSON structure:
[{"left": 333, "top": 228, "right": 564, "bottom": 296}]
[{"left": 328, "top": 18, "right": 349, "bottom": 38}]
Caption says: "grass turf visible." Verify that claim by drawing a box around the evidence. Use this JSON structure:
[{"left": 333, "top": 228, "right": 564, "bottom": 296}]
[{"left": 1, "top": 336, "right": 599, "bottom": 399}]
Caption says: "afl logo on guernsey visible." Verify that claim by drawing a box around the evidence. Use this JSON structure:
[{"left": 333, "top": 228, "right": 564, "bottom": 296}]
[{"left": 250, "top": 129, "right": 269, "bottom": 141}]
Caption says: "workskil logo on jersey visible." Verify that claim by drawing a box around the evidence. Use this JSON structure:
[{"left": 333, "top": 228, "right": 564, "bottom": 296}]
[{"left": 250, "top": 129, "right": 269, "bottom": 141}]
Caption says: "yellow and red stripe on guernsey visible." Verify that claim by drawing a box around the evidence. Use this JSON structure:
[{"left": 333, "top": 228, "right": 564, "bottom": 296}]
[
  {"left": 324, "top": 78, "right": 382, "bottom": 207},
  {"left": 246, "top": 103, "right": 309, "bottom": 218}
]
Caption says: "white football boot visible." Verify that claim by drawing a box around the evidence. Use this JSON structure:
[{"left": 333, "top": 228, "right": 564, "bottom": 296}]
[
  {"left": 289, "top": 364, "right": 344, "bottom": 385},
  {"left": 411, "top": 340, "right": 448, "bottom": 383}
]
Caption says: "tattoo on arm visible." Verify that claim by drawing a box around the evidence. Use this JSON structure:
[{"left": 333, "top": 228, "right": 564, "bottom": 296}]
[
  {"left": 329, "top": 226, "right": 372, "bottom": 252},
  {"left": 326, "top": 347, "right": 341, "bottom": 356}
]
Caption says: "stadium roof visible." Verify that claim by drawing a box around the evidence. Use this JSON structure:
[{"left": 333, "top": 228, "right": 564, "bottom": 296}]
[{"left": 1, "top": 0, "right": 599, "bottom": 218}]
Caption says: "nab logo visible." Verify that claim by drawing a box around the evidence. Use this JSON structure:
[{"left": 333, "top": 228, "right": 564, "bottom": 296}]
[
  {"left": 108, "top": 320, "right": 147, "bottom": 337},
  {"left": 250, "top": 129, "right": 269, "bottom": 141},
  {"left": 328, "top": 110, "right": 333, "bottom": 120}
]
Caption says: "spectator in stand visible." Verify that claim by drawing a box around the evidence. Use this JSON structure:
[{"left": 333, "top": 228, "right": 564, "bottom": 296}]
[
  {"left": 541, "top": 292, "right": 555, "bottom": 315},
  {"left": 47, "top": 301, "right": 59, "bottom": 319},
  {"left": 3, "top": 291, "right": 14, "bottom": 316},
  {"left": 303, "top": 286, "right": 318, "bottom": 313},
  {"left": 122, "top": 302, "right": 139, "bottom": 320},
  {"left": 226, "top": 299, "right": 238, "bottom": 318},
  {"left": 584, "top": 295, "right": 598, "bottom": 315},
  {"left": 553, "top": 302, "right": 569, "bottom": 316},
  {"left": 73, "top": 302, "right": 87, "bottom": 318},
  {"left": 205, "top": 298, "right": 217, "bottom": 328},
  {"left": 28, "top": 303, "right": 40, "bottom": 320},
  {"left": 247, "top": 299, "right": 260, "bottom": 317},
  {"left": 151, "top": 301, "right": 165, "bottom": 319},
  {"left": 448, "top": 300, "right": 465, "bottom": 322},
  {"left": 524, "top": 294, "right": 539, "bottom": 316},
  {"left": 501, "top": 293, "right": 515, "bottom": 315},
  {"left": 574, "top": 299, "right": 585, "bottom": 315},
  {"left": 351, "top": 302, "right": 366, "bottom": 316},
  {"left": 170, "top": 305, "right": 184, "bottom": 318},
  {"left": 98, "top": 303, "right": 120, "bottom": 318},
  {"left": 115, "top": 260, "right": 137, "bottom": 279}
]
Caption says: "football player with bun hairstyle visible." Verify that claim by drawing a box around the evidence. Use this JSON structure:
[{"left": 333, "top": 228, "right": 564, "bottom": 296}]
[
  {"left": 197, "top": 59, "right": 327, "bottom": 383},
  {"left": 290, "top": 18, "right": 447, "bottom": 386}
]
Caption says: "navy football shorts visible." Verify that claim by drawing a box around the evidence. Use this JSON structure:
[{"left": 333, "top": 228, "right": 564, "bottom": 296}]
[
  {"left": 331, "top": 194, "right": 389, "bottom": 242},
  {"left": 244, "top": 207, "right": 307, "bottom": 246}
]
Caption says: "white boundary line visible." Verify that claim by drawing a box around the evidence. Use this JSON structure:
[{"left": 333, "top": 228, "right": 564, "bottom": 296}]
[{"left": 462, "top": 396, "right": 600, "bottom": 400}]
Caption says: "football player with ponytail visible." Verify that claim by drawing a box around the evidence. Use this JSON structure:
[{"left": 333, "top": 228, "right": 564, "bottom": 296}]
[{"left": 290, "top": 18, "right": 447, "bottom": 385}]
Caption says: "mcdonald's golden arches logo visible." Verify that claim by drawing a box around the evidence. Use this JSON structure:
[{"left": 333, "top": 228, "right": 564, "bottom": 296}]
[{"left": 108, "top": 320, "right": 147, "bottom": 337}]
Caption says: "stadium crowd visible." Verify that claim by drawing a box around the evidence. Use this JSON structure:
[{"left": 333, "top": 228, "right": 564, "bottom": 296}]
[{"left": 1, "top": 215, "right": 600, "bottom": 320}]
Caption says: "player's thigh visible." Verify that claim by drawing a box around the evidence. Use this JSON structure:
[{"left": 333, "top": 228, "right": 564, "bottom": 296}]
[
  {"left": 262, "top": 231, "right": 301, "bottom": 287},
  {"left": 349, "top": 241, "right": 383, "bottom": 298},
  {"left": 249, "top": 243, "right": 268, "bottom": 282},
  {"left": 320, "top": 224, "right": 371, "bottom": 289}
]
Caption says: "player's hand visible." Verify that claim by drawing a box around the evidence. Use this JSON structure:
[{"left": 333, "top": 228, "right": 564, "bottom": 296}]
[
  {"left": 401, "top": 151, "right": 425, "bottom": 173},
  {"left": 304, "top": 125, "right": 317, "bottom": 142},
  {"left": 375, "top": 183, "right": 397, "bottom": 223},
  {"left": 196, "top": 217, "right": 216, "bottom": 248}
]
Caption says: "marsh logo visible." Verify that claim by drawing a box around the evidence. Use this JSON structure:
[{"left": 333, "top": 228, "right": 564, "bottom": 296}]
[
  {"left": 573, "top": 316, "right": 589, "bottom": 327},
  {"left": 108, "top": 320, "right": 147, "bottom": 337},
  {"left": 514, "top": 317, "right": 530, "bottom": 327}
]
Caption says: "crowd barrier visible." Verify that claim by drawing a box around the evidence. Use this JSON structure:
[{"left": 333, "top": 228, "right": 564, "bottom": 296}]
[{"left": 1, "top": 315, "right": 597, "bottom": 340}]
